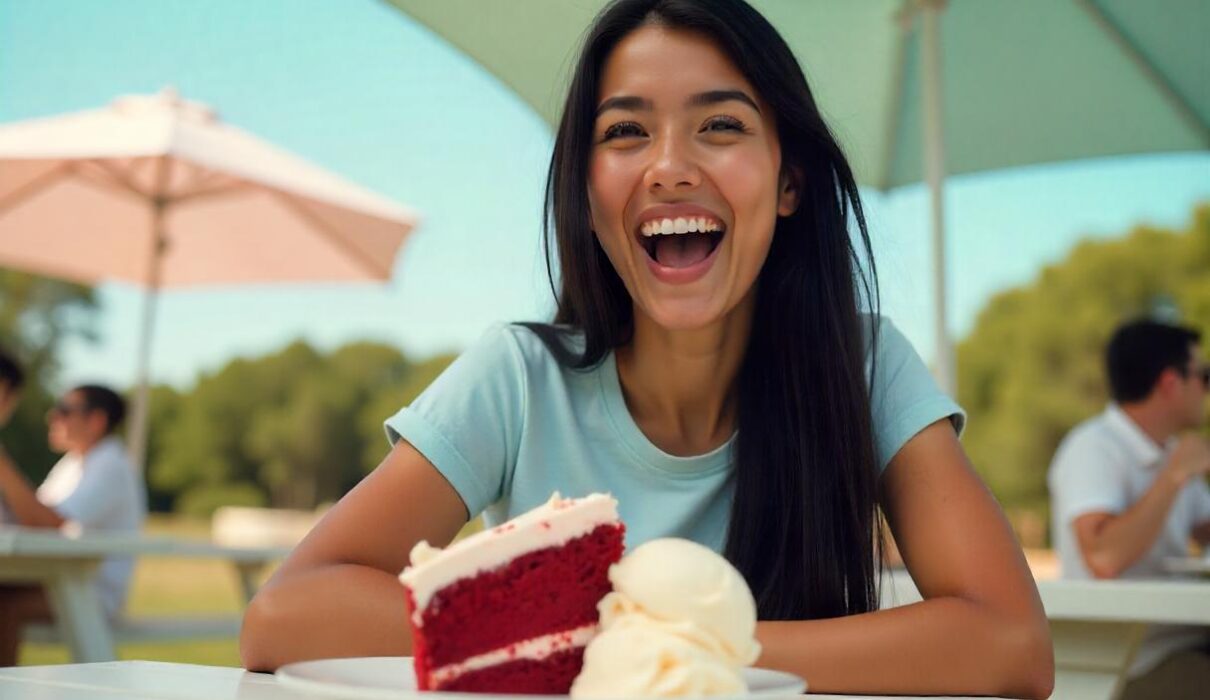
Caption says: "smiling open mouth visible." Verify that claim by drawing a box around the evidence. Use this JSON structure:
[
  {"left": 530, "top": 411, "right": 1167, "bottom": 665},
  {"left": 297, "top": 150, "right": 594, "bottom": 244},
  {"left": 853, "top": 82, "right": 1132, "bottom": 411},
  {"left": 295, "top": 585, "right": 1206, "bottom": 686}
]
[
  {"left": 643, "top": 231, "right": 723, "bottom": 268},
  {"left": 638, "top": 218, "right": 726, "bottom": 269}
]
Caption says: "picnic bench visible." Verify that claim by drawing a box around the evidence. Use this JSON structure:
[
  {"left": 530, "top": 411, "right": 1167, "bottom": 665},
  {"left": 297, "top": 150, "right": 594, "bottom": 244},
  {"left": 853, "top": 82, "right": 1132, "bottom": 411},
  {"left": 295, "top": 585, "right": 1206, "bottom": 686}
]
[{"left": 1, "top": 525, "right": 290, "bottom": 662}]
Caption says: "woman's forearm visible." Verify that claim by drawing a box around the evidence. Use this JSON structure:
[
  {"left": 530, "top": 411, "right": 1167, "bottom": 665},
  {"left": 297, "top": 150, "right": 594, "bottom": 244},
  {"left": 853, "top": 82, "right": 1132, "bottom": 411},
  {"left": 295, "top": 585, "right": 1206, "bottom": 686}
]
[
  {"left": 0, "top": 456, "right": 65, "bottom": 528},
  {"left": 240, "top": 563, "right": 414, "bottom": 672},
  {"left": 756, "top": 596, "right": 1053, "bottom": 700}
]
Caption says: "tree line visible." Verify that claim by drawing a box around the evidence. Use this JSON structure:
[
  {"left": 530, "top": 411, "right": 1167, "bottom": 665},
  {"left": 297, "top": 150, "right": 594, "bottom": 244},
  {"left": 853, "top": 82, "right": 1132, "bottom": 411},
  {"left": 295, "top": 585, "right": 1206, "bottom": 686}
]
[
  {"left": 0, "top": 275, "right": 454, "bottom": 515},
  {"left": 142, "top": 341, "right": 455, "bottom": 515}
]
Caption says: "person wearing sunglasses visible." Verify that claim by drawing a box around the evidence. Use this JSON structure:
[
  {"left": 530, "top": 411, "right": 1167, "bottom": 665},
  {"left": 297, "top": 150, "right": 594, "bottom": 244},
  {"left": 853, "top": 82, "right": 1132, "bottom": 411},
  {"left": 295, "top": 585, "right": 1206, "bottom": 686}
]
[
  {"left": 1048, "top": 318, "right": 1210, "bottom": 697},
  {"left": 0, "top": 368, "right": 145, "bottom": 666}
]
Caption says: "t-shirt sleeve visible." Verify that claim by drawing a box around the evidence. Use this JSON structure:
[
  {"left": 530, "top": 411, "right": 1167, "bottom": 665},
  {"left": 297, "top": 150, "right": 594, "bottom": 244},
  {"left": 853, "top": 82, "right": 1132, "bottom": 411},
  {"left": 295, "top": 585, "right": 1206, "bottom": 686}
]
[
  {"left": 868, "top": 317, "right": 966, "bottom": 471},
  {"left": 52, "top": 458, "right": 123, "bottom": 529},
  {"left": 1049, "top": 433, "right": 1127, "bottom": 524},
  {"left": 383, "top": 325, "right": 526, "bottom": 517}
]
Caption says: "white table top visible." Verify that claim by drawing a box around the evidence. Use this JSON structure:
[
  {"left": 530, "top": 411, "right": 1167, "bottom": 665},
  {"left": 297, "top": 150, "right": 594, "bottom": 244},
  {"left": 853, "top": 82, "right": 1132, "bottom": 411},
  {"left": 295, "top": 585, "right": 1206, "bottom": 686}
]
[
  {"left": 0, "top": 526, "right": 290, "bottom": 562},
  {"left": 882, "top": 568, "right": 1210, "bottom": 625},
  {"left": 0, "top": 661, "right": 1003, "bottom": 700},
  {"left": 1035, "top": 577, "right": 1210, "bottom": 623},
  {"left": 0, "top": 661, "right": 288, "bottom": 700},
  {"left": 1164, "top": 556, "right": 1210, "bottom": 577}
]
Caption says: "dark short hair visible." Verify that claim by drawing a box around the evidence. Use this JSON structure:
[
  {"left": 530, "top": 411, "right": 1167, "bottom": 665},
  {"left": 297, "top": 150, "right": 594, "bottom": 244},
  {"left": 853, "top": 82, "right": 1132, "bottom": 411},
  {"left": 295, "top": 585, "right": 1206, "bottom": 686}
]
[
  {"left": 0, "top": 347, "right": 24, "bottom": 391},
  {"left": 71, "top": 385, "right": 127, "bottom": 434},
  {"left": 1106, "top": 319, "right": 1202, "bottom": 402}
]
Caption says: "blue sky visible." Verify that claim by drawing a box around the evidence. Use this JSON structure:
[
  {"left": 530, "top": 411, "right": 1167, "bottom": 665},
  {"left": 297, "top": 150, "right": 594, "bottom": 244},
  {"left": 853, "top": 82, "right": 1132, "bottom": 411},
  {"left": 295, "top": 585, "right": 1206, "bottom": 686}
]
[{"left": 1, "top": 0, "right": 1207, "bottom": 392}]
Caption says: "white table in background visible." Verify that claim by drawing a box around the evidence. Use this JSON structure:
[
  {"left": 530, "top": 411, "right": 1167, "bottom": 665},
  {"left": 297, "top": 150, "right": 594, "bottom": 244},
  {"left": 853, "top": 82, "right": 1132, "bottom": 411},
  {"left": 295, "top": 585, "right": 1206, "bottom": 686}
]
[
  {"left": 0, "top": 661, "right": 1009, "bottom": 700},
  {"left": 883, "top": 570, "right": 1210, "bottom": 700},
  {"left": 0, "top": 526, "right": 289, "bottom": 664},
  {"left": 1163, "top": 556, "right": 1210, "bottom": 577}
]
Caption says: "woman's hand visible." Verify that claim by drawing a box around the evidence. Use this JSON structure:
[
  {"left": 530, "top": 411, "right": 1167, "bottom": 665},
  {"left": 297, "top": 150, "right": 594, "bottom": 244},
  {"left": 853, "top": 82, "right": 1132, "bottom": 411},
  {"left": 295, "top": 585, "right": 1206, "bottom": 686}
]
[
  {"left": 1163, "top": 434, "right": 1210, "bottom": 488},
  {"left": 239, "top": 440, "right": 468, "bottom": 672}
]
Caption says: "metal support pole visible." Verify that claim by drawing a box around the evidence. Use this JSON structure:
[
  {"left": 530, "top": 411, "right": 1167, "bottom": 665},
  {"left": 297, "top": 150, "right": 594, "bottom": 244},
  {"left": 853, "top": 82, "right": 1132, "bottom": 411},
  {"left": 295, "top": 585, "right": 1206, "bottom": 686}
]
[
  {"left": 128, "top": 197, "right": 166, "bottom": 472},
  {"left": 920, "top": 0, "right": 955, "bottom": 396}
]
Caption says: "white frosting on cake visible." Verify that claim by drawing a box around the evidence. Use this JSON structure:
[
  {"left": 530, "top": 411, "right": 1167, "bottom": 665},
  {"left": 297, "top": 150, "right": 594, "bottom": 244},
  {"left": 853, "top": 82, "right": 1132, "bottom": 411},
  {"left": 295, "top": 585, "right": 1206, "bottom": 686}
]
[
  {"left": 429, "top": 623, "right": 598, "bottom": 686},
  {"left": 399, "top": 492, "right": 620, "bottom": 620}
]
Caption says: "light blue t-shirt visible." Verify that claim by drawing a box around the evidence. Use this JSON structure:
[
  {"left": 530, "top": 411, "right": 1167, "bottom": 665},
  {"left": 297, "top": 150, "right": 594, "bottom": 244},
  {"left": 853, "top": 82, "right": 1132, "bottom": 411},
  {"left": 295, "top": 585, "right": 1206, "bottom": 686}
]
[{"left": 385, "top": 317, "right": 963, "bottom": 552}]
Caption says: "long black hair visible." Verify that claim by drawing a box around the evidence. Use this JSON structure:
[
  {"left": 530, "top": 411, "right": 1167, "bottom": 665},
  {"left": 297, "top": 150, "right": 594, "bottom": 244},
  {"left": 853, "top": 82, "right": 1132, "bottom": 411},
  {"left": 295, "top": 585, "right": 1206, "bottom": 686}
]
[{"left": 522, "top": 0, "right": 882, "bottom": 621}]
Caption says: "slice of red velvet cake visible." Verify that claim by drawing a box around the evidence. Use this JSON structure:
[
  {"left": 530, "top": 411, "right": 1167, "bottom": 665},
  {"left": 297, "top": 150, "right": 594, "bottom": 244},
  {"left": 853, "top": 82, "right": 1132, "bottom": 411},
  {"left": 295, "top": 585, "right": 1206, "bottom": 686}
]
[{"left": 399, "top": 492, "right": 625, "bottom": 695}]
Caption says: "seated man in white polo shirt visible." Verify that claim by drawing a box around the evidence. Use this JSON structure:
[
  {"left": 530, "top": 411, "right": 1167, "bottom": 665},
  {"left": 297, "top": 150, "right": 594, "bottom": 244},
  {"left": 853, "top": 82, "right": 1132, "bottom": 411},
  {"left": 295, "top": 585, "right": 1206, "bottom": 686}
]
[
  {"left": 1048, "top": 318, "right": 1210, "bottom": 698},
  {"left": 0, "top": 381, "right": 146, "bottom": 666}
]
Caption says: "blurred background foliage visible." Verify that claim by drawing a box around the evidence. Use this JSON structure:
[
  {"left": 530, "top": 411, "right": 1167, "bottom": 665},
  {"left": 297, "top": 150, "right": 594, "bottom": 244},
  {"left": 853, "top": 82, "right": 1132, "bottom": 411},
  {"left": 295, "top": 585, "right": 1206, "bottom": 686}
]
[
  {"left": 0, "top": 271, "right": 97, "bottom": 484},
  {"left": 0, "top": 277, "right": 454, "bottom": 515},
  {"left": 957, "top": 203, "right": 1210, "bottom": 544},
  {"left": 1, "top": 204, "right": 1207, "bottom": 535},
  {"left": 143, "top": 341, "right": 454, "bottom": 516}
]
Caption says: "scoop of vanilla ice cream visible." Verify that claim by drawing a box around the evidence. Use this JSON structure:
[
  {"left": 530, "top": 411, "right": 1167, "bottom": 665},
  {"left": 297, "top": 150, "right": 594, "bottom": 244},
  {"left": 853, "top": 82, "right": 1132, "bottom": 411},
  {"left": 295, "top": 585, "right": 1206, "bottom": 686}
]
[
  {"left": 603, "top": 538, "right": 760, "bottom": 666},
  {"left": 570, "top": 623, "right": 746, "bottom": 698},
  {"left": 570, "top": 538, "right": 761, "bottom": 699}
]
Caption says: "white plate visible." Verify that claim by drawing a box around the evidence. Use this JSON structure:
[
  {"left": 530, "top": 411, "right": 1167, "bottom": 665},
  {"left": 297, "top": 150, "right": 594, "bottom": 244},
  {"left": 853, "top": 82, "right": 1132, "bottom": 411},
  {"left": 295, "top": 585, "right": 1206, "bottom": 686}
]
[{"left": 277, "top": 656, "right": 807, "bottom": 699}]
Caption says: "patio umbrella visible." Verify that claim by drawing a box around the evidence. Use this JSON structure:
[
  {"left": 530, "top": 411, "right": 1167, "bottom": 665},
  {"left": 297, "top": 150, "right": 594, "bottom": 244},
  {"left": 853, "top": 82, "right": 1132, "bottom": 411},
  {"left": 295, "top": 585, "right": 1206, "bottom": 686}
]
[
  {"left": 385, "top": 0, "right": 1210, "bottom": 394},
  {"left": 0, "top": 88, "right": 420, "bottom": 469}
]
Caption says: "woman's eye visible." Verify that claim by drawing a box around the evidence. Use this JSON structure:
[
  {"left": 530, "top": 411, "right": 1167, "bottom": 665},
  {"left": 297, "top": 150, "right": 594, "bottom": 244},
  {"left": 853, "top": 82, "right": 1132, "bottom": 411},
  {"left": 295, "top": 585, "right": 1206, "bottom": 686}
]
[
  {"left": 602, "top": 121, "right": 646, "bottom": 141},
  {"left": 702, "top": 116, "right": 748, "bottom": 134}
]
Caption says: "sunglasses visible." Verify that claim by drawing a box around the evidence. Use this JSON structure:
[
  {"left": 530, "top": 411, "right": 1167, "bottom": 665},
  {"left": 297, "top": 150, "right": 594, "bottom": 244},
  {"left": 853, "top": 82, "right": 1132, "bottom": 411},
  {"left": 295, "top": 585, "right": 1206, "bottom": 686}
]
[{"left": 49, "top": 401, "right": 89, "bottom": 417}]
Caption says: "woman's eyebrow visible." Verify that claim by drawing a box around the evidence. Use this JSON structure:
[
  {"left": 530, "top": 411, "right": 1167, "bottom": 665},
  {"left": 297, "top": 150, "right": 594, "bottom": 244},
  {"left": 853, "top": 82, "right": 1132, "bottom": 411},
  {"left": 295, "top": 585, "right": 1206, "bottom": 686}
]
[
  {"left": 596, "top": 95, "right": 652, "bottom": 117},
  {"left": 595, "top": 90, "right": 760, "bottom": 117},
  {"left": 687, "top": 89, "right": 760, "bottom": 113}
]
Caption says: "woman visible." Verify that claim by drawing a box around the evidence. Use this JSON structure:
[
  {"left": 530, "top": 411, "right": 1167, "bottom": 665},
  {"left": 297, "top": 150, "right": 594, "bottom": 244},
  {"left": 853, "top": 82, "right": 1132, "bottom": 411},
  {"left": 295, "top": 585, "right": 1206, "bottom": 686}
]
[{"left": 241, "top": 1, "right": 1053, "bottom": 696}]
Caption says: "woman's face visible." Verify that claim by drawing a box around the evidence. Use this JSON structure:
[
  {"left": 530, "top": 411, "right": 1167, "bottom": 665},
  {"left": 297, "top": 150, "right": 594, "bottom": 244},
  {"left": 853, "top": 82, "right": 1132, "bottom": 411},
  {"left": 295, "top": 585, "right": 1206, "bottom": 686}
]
[{"left": 588, "top": 24, "right": 797, "bottom": 331}]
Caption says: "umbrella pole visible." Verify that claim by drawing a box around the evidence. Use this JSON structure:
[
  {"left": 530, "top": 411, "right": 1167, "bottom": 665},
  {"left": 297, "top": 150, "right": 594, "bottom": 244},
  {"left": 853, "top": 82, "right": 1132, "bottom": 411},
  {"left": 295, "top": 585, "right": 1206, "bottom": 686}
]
[
  {"left": 128, "top": 198, "right": 166, "bottom": 472},
  {"left": 920, "top": 0, "right": 955, "bottom": 397}
]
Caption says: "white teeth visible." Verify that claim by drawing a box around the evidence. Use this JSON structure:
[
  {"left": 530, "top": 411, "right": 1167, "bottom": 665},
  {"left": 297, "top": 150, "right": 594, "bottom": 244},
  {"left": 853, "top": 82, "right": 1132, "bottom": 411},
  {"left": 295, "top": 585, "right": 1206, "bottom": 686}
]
[{"left": 639, "top": 216, "right": 724, "bottom": 237}]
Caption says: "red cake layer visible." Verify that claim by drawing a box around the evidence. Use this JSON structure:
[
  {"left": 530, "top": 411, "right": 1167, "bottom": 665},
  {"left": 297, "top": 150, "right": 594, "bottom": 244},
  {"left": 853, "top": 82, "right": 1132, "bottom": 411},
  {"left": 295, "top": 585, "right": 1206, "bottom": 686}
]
[
  {"left": 439, "top": 647, "right": 585, "bottom": 695},
  {"left": 412, "top": 522, "right": 623, "bottom": 667},
  {"left": 406, "top": 522, "right": 624, "bottom": 690}
]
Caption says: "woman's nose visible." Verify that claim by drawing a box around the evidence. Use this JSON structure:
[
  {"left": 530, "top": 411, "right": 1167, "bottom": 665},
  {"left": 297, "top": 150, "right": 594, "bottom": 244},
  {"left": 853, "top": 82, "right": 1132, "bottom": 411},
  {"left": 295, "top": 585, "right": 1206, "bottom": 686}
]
[{"left": 642, "top": 132, "right": 701, "bottom": 192}]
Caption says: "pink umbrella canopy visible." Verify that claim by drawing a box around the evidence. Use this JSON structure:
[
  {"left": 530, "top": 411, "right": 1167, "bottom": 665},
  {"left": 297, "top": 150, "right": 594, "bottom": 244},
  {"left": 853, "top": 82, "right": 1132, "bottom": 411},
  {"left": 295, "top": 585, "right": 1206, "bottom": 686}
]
[
  {"left": 0, "top": 88, "right": 418, "bottom": 286},
  {"left": 0, "top": 88, "right": 421, "bottom": 467}
]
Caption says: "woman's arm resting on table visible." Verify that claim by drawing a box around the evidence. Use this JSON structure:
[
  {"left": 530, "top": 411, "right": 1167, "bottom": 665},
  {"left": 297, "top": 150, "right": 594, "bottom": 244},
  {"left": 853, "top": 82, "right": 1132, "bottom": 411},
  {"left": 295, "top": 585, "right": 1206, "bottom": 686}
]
[
  {"left": 755, "top": 420, "right": 1054, "bottom": 699},
  {"left": 0, "top": 448, "right": 66, "bottom": 528},
  {"left": 240, "top": 441, "right": 468, "bottom": 672}
]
